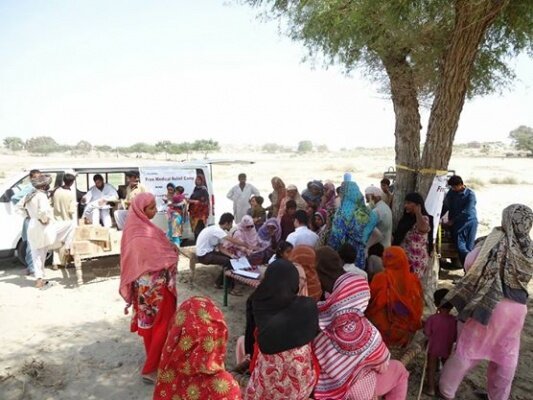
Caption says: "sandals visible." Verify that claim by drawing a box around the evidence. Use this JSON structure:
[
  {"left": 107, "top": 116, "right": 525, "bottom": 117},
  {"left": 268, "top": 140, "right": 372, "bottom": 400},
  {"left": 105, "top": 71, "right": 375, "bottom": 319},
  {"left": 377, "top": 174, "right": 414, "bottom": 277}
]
[
  {"left": 142, "top": 373, "right": 156, "bottom": 384},
  {"left": 229, "top": 288, "right": 243, "bottom": 297}
]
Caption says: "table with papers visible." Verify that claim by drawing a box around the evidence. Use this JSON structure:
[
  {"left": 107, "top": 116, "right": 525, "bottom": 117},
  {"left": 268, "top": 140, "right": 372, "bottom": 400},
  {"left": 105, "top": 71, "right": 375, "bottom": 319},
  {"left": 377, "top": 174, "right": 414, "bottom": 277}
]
[{"left": 223, "top": 257, "right": 266, "bottom": 306}]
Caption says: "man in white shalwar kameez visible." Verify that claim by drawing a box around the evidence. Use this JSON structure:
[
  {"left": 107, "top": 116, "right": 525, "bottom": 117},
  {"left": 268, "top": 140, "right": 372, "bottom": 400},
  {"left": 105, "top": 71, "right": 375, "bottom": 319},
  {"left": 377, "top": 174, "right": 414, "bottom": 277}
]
[
  {"left": 22, "top": 175, "right": 75, "bottom": 289},
  {"left": 226, "top": 173, "right": 260, "bottom": 223},
  {"left": 82, "top": 174, "right": 118, "bottom": 227}
]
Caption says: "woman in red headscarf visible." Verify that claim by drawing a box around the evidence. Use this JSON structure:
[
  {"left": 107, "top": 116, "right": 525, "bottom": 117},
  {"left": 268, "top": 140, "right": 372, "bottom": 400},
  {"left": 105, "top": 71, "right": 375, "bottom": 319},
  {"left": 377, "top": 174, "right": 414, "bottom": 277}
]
[
  {"left": 153, "top": 296, "right": 242, "bottom": 400},
  {"left": 119, "top": 193, "right": 179, "bottom": 382},
  {"left": 366, "top": 246, "right": 423, "bottom": 348}
]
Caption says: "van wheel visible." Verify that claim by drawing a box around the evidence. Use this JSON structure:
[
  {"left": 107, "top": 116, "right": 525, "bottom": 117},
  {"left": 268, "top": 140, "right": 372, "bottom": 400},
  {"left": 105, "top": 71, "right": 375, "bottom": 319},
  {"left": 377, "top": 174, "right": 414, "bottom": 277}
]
[{"left": 16, "top": 239, "right": 27, "bottom": 266}]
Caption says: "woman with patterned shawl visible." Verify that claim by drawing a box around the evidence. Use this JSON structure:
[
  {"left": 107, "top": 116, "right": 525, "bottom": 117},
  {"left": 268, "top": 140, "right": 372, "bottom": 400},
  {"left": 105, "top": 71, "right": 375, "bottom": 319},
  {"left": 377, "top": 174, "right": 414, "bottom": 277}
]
[
  {"left": 188, "top": 174, "right": 210, "bottom": 240},
  {"left": 366, "top": 246, "right": 423, "bottom": 348},
  {"left": 153, "top": 296, "right": 242, "bottom": 400},
  {"left": 119, "top": 193, "right": 178, "bottom": 382},
  {"left": 313, "top": 273, "right": 409, "bottom": 400},
  {"left": 244, "top": 259, "right": 319, "bottom": 400},
  {"left": 439, "top": 204, "right": 533, "bottom": 400},
  {"left": 254, "top": 217, "right": 282, "bottom": 264},
  {"left": 329, "top": 180, "right": 378, "bottom": 268}
]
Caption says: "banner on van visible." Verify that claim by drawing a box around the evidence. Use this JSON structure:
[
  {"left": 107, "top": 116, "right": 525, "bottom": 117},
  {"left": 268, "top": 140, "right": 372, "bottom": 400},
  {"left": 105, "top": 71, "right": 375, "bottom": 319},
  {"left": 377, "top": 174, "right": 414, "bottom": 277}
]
[{"left": 139, "top": 167, "right": 197, "bottom": 211}]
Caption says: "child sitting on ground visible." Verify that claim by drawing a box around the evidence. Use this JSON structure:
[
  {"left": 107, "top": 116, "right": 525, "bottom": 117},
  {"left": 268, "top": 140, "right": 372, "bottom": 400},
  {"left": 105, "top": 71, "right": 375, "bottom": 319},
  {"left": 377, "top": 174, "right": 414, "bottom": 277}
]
[{"left": 424, "top": 288, "right": 457, "bottom": 396}]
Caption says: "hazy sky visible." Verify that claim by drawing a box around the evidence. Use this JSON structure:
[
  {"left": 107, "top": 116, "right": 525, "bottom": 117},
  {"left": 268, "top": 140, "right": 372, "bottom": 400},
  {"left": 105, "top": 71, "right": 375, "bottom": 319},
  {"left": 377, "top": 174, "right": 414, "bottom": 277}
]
[{"left": 1, "top": 1, "right": 532, "bottom": 149}]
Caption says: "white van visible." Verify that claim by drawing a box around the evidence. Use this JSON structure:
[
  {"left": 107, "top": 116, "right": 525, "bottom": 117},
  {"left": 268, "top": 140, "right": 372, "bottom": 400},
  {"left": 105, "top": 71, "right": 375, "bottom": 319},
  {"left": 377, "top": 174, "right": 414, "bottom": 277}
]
[{"left": 0, "top": 161, "right": 237, "bottom": 264}]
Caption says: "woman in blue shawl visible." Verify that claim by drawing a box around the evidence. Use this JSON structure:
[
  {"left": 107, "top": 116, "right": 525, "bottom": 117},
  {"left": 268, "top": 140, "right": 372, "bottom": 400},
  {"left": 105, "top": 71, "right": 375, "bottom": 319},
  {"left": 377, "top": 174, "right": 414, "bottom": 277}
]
[{"left": 328, "top": 180, "right": 378, "bottom": 268}]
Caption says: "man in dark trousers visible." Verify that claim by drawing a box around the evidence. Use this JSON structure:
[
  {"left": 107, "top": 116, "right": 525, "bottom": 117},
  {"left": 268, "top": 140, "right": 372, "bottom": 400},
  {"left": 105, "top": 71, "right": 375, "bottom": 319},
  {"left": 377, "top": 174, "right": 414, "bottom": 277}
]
[{"left": 442, "top": 175, "right": 478, "bottom": 267}]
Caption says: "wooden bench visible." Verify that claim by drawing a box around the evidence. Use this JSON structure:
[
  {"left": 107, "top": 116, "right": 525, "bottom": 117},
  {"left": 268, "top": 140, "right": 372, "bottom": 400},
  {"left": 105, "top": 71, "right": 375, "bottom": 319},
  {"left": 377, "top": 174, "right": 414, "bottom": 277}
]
[{"left": 178, "top": 246, "right": 198, "bottom": 288}]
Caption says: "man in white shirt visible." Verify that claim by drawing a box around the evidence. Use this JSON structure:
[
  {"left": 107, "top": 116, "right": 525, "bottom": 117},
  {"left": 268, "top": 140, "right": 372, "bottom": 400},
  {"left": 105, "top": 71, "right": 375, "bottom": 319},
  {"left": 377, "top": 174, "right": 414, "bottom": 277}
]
[
  {"left": 82, "top": 174, "right": 118, "bottom": 227},
  {"left": 196, "top": 213, "right": 252, "bottom": 293},
  {"left": 339, "top": 242, "right": 368, "bottom": 280},
  {"left": 365, "top": 186, "right": 393, "bottom": 248},
  {"left": 22, "top": 174, "right": 75, "bottom": 289},
  {"left": 227, "top": 173, "right": 260, "bottom": 222},
  {"left": 286, "top": 210, "right": 319, "bottom": 248}
]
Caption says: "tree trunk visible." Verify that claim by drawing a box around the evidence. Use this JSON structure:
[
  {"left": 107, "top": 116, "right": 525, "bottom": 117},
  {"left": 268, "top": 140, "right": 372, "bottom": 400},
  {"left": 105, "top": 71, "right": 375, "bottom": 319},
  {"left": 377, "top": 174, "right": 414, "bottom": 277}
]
[
  {"left": 382, "top": 56, "right": 422, "bottom": 227},
  {"left": 418, "top": 0, "right": 510, "bottom": 196}
]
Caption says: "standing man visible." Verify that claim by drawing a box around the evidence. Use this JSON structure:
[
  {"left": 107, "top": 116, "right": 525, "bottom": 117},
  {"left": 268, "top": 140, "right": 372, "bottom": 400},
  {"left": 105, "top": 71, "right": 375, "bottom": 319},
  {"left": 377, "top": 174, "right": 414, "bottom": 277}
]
[
  {"left": 195, "top": 213, "right": 252, "bottom": 295},
  {"left": 81, "top": 174, "right": 118, "bottom": 227},
  {"left": 227, "top": 173, "right": 260, "bottom": 222},
  {"left": 286, "top": 210, "right": 319, "bottom": 248},
  {"left": 442, "top": 175, "right": 478, "bottom": 266},
  {"left": 52, "top": 170, "right": 77, "bottom": 268},
  {"left": 365, "top": 186, "right": 392, "bottom": 248},
  {"left": 23, "top": 175, "right": 75, "bottom": 289},
  {"left": 380, "top": 178, "right": 394, "bottom": 208},
  {"left": 12, "top": 169, "right": 41, "bottom": 275},
  {"left": 115, "top": 171, "right": 147, "bottom": 230}
]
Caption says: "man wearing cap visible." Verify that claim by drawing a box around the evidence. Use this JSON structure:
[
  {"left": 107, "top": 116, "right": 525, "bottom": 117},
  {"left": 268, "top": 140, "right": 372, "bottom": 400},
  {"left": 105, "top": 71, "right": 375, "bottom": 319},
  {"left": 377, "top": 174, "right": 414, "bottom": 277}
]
[
  {"left": 115, "top": 171, "right": 147, "bottom": 230},
  {"left": 13, "top": 169, "right": 41, "bottom": 275},
  {"left": 23, "top": 174, "right": 75, "bottom": 289},
  {"left": 365, "top": 185, "right": 392, "bottom": 248},
  {"left": 51, "top": 171, "right": 78, "bottom": 268}
]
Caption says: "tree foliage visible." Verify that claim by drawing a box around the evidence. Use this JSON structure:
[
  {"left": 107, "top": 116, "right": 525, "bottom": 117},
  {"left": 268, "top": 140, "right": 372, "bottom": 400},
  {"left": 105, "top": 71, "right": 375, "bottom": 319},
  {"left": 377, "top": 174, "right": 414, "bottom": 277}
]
[
  {"left": 3, "top": 136, "right": 24, "bottom": 151},
  {"left": 509, "top": 125, "right": 533, "bottom": 155},
  {"left": 75, "top": 140, "right": 92, "bottom": 153},
  {"left": 261, "top": 143, "right": 292, "bottom": 153},
  {"left": 25, "top": 136, "right": 61, "bottom": 154},
  {"left": 297, "top": 140, "right": 313, "bottom": 153}
]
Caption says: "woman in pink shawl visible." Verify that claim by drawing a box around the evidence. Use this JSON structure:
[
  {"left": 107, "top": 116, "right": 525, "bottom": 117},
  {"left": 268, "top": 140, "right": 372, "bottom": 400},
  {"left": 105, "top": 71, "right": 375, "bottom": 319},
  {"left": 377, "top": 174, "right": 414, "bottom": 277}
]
[
  {"left": 119, "top": 193, "right": 178, "bottom": 383},
  {"left": 224, "top": 215, "right": 260, "bottom": 260}
]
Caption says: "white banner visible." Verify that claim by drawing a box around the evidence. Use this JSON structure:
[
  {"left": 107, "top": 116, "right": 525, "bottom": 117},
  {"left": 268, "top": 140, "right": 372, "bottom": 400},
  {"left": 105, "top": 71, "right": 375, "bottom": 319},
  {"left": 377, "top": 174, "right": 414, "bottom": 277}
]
[
  {"left": 139, "top": 166, "right": 197, "bottom": 211},
  {"left": 424, "top": 174, "right": 448, "bottom": 240}
]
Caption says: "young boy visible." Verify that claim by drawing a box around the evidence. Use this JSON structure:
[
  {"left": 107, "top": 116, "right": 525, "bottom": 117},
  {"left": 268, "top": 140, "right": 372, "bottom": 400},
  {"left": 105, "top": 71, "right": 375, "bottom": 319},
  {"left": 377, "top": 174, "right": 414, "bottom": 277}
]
[
  {"left": 424, "top": 288, "right": 457, "bottom": 396},
  {"left": 280, "top": 200, "right": 297, "bottom": 241}
]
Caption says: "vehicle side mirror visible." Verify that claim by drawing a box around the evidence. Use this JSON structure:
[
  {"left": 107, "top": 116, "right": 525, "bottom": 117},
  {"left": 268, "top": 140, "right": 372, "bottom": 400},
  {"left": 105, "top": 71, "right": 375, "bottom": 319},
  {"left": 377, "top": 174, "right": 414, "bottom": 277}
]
[{"left": 0, "top": 188, "right": 15, "bottom": 203}]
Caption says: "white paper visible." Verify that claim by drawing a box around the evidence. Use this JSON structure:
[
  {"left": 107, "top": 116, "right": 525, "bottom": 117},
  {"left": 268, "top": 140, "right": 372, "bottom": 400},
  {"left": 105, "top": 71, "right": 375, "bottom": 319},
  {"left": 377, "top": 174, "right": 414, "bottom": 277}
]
[
  {"left": 230, "top": 257, "right": 252, "bottom": 271},
  {"left": 233, "top": 269, "right": 260, "bottom": 279}
]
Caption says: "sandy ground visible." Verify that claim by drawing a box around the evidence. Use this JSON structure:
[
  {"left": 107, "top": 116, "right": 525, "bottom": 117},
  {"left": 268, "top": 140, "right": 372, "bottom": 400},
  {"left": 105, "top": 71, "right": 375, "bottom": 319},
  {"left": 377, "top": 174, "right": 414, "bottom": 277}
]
[{"left": 1, "top": 151, "right": 532, "bottom": 399}]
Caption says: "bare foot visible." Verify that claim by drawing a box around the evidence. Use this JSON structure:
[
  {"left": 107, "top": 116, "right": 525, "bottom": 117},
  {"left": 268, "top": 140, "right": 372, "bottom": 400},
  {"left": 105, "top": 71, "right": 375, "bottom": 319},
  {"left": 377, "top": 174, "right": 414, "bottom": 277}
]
[{"left": 35, "top": 279, "right": 45, "bottom": 288}]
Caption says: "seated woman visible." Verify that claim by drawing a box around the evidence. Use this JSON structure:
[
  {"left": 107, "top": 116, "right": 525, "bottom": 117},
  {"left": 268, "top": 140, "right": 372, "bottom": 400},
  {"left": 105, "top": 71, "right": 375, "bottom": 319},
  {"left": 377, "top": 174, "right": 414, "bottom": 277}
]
[
  {"left": 243, "top": 260, "right": 319, "bottom": 400},
  {"left": 153, "top": 296, "right": 242, "bottom": 400},
  {"left": 222, "top": 215, "right": 260, "bottom": 260},
  {"left": 119, "top": 193, "right": 178, "bottom": 383},
  {"left": 254, "top": 218, "right": 282, "bottom": 264},
  {"left": 366, "top": 246, "right": 423, "bottom": 348},
  {"left": 392, "top": 192, "right": 434, "bottom": 279},
  {"left": 314, "top": 273, "right": 410, "bottom": 400},
  {"left": 235, "top": 246, "right": 308, "bottom": 369},
  {"left": 439, "top": 204, "right": 532, "bottom": 400},
  {"left": 315, "top": 245, "right": 345, "bottom": 297},
  {"left": 290, "top": 245, "right": 323, "bottom": 301}
]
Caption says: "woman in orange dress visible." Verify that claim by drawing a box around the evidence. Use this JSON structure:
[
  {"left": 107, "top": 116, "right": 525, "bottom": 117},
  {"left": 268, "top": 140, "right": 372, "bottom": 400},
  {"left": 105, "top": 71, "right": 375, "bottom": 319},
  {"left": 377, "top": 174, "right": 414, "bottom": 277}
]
[
  {"left": 153, "top": 296, "right": 242, "bottom": 400},
  {"left": 366, "top": 246, "right": 423, "bottom": 347}
]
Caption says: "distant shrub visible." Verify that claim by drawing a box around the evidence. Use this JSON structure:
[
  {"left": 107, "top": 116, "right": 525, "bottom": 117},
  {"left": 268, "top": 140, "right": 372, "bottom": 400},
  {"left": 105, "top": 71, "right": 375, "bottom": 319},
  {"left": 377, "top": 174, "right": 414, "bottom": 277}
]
[
  {"left": 489, "top": 176, "right": 518, "bottom": 185},
  {"left": 467, "top": 177, "right": 485, "bottom": 189}
]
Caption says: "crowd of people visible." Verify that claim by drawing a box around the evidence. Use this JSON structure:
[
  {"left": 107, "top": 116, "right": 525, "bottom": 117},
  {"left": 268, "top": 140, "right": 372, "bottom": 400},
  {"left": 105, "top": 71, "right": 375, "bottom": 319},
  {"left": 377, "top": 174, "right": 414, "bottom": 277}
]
[
  {"left": 12, "top": 165, "right": 528, "bottom": 399},
  {"left": 117, "top": 170, "right": 532, "bottom": 400}
]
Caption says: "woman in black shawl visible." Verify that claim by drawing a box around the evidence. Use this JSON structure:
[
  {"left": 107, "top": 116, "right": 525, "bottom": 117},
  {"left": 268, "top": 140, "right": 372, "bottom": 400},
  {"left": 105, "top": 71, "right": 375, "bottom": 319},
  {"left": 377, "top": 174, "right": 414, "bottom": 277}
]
[
  {"left": 392, "top": 192, "right": 434, "bottom": 279},
  {"left": 242, "top": 259, "right": 319, "bottom": 400}
]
